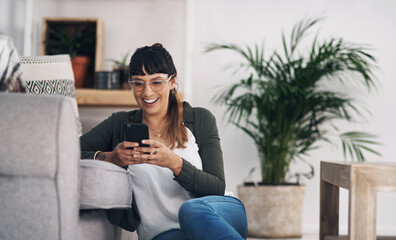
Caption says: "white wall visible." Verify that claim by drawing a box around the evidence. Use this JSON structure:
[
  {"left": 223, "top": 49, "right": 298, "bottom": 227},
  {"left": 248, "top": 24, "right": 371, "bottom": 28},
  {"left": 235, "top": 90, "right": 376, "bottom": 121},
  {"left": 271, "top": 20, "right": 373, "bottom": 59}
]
[
  {"left": 42, "top": 0, "right": 186, "bottom": 80},
  {"left": 191, "top": 0, "right": 396, "bottom": 235},
  {"left": 0, "top": 0, "right": 26, "bottom": 52},
  {"left": 3, "top": 0, "right": 396, "bottom": 235}
]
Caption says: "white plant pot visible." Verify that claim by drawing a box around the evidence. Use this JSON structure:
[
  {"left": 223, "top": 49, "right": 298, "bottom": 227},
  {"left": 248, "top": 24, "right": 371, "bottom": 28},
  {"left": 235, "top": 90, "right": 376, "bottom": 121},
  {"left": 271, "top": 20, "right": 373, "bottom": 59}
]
[{"left": 237, "top": 184, "right": 306, "bottom": 238}]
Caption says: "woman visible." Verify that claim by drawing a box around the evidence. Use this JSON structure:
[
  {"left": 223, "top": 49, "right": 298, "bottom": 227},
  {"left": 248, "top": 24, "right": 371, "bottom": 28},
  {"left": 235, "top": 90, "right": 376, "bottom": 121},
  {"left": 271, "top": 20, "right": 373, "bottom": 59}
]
[{"left": 80, "top": 43, "right": 248, "bottom": 240}]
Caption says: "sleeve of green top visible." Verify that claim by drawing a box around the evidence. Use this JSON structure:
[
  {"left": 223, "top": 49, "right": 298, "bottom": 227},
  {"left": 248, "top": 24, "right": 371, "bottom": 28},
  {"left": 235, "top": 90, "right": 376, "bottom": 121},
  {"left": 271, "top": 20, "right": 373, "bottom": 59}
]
[
  {"left": 174, "top": 108, "right": 226, "bottom": 196},
  {"left": 80, "top": 114, "right": 115, "bottom": 159}
]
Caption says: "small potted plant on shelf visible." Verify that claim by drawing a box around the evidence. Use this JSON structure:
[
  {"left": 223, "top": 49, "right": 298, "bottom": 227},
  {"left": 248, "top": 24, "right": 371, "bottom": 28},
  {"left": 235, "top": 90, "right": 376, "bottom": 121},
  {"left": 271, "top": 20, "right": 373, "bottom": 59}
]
[
  {"left": 206, "top": 17, "right": 381, "bottom": 238},
  {"left": 45, "top": 27, "right": 95, "bottom": 88},
  {"left": 106, "top": 51, "right": 131, "bottom": 89}
]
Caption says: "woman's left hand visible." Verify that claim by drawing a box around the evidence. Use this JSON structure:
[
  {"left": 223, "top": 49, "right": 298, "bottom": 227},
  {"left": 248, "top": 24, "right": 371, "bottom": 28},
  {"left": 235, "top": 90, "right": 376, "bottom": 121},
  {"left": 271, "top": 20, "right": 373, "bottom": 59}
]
[{"left": 133, "top": 139, "right": 183, "bottom": 176}]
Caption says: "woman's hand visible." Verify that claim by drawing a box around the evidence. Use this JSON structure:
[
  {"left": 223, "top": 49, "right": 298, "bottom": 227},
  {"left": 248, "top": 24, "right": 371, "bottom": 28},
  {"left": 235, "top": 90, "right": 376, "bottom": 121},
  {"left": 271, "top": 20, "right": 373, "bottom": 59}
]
[
  {"left": 132, "top": 139, "right": 183, "bottom": 176},
  {"left": 103, "top": 141, "right": 144, "bottom": 167}
]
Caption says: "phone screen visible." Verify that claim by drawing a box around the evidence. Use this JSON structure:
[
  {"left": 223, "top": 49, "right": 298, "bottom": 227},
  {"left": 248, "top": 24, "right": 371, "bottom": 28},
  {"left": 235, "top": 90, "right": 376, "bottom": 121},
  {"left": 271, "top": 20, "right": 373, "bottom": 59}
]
[{"left": 124, "top": 123, "right": 150, "bottom": 147}]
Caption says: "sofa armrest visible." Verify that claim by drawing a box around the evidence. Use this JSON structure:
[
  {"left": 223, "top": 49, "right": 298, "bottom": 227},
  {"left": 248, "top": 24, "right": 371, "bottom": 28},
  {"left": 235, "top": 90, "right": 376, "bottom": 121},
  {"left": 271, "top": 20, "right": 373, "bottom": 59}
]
[
  {"left": 80, "top": 160, "right": 132, "bottom": 210},
  {"left": 0, "top": 93, "right": 80, "bottom": 240}
]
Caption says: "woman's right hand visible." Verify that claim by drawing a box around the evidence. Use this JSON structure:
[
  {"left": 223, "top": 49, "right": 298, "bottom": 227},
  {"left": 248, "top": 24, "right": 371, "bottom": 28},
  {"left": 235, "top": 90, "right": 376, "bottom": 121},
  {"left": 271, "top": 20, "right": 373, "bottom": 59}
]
[{"left": 103, "top": 141, "right": 141, "bottom": 167}]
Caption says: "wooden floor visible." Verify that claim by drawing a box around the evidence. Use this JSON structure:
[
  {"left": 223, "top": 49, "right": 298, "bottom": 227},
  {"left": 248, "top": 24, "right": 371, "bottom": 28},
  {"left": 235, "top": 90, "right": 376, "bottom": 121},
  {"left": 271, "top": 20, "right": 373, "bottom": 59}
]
[
  {"left": 248, "top": 235, "right": 396, "bottom": 240},
  {"left": 248, "top": 234, "right": 317, "bottom": 240}
]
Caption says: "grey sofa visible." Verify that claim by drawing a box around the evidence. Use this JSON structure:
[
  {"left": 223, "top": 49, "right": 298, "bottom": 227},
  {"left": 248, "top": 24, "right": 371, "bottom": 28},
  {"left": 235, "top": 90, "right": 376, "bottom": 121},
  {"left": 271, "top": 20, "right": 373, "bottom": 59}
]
[{"left": 0, "top": 93, "right": 137, "bottom": 240}]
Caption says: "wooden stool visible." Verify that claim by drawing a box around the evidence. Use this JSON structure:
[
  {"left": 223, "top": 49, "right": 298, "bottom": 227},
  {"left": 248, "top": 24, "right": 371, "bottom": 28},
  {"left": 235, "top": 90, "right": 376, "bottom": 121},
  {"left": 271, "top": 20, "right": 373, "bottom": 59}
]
[{"left": 320, "top": 161, "right": 396, "bottom": 240}]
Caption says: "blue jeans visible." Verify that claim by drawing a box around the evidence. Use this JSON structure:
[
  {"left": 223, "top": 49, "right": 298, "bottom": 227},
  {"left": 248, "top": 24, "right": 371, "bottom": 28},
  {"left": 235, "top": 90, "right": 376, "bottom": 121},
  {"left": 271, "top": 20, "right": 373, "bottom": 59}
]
[{"left": 152, "top": 196, "right": 248, "bottom": 240}]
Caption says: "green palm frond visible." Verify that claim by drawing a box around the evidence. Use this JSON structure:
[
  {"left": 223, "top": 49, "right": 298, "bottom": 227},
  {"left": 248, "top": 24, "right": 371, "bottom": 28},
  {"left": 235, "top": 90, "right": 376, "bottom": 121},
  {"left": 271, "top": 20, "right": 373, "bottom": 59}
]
[{"left": 340, "top": 131, "right": 381, "bottom": 162}]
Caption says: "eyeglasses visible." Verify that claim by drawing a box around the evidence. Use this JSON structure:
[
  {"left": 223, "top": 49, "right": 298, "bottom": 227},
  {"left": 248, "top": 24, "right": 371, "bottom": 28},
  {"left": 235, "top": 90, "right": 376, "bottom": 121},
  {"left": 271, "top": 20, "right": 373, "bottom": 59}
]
[{"left": 128, "top": 75, "right": 173, "bottom": 92}]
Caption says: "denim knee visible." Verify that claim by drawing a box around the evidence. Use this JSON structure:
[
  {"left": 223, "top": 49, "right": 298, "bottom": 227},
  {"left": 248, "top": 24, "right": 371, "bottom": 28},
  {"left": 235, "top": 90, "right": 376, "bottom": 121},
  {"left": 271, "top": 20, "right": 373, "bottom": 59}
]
[
  {"left": 178, "top": 198, "right": 205, "bottom": 222},
  {"left": 178, "top": 196, "right": 248, "bottom": 240}
]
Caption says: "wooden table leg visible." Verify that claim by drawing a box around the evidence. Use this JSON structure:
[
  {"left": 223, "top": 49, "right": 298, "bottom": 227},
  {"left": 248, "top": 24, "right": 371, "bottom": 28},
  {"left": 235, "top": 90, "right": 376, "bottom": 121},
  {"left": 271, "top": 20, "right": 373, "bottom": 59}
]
[
  {"left": 348, "top": 170, "right": 377, "bottom": 240},
  {"left": 320, "top": 178, "right": 339, "bottom": 240}
]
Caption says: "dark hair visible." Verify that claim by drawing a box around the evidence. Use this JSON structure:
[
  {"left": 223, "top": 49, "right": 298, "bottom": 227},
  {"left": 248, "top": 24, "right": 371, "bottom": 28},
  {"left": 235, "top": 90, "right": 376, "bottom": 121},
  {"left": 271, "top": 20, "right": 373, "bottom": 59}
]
[
  {"left": 129, "top": 43, "right": 187, "bottom": 149},
  {"left": 129, "top": 43, "right": 177, "bottom": 77}
]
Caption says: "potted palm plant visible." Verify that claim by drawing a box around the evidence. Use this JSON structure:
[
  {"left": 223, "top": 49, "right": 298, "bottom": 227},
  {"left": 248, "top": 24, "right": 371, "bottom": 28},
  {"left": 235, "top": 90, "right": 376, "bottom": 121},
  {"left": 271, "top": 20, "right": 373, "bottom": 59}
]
[{"left": 206, "top": 17, "right": 380, "bottom": 238}]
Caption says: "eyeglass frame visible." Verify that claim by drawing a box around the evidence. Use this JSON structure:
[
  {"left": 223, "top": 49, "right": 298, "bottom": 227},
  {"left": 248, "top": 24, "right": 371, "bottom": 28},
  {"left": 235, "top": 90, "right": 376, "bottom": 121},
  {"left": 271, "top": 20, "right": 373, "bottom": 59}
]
[{"left": 128, "top": 75, "right": 174, "bottom": 92}]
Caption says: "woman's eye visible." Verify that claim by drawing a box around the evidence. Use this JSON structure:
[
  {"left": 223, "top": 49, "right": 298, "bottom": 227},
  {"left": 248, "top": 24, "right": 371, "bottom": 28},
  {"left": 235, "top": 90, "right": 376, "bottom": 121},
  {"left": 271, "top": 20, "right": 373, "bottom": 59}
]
[
  {"left": 152, "top": 81, "right": 163, "bottom": 85},
  {"left": 133, "top": 82, "right": 144, "bottom": 86}
]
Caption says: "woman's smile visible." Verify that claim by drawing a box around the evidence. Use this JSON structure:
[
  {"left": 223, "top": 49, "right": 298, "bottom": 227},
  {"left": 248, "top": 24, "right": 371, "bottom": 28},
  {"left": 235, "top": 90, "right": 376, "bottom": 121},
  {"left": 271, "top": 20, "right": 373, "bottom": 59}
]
[{"left": 142, "top": 97, "right": 159, "bottom": 104}]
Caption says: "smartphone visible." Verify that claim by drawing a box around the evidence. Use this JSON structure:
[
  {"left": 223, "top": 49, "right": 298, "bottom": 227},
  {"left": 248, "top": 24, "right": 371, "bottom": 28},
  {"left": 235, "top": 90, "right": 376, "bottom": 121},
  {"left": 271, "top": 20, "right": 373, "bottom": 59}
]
[{"left": 124, "top": 123, "right": 150, "bottom": 147}]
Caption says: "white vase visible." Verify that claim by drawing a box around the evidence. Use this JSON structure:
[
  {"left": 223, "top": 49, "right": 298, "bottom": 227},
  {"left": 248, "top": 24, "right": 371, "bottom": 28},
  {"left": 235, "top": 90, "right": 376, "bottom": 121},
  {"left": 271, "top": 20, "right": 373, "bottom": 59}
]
[{"left": 237, "top": 184, "right": 306, "bottom": 238}]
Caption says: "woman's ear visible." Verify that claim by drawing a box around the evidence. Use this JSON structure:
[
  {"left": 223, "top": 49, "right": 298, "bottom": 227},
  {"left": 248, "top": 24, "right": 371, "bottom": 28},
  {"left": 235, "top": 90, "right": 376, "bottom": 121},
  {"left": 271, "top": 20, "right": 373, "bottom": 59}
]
[{"left": 171, "top": 75, "right": 177, "bottom": 89}]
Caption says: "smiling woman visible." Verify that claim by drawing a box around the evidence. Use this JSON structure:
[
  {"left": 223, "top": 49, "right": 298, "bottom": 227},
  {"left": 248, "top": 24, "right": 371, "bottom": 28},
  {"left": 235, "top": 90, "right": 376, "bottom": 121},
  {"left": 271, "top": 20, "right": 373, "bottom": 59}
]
[
  {"left": 79, "top": 43, "right": 248, "bottom": 240},
  {"left": 128, "top": 43, "right": 183, "bottom": 149}
]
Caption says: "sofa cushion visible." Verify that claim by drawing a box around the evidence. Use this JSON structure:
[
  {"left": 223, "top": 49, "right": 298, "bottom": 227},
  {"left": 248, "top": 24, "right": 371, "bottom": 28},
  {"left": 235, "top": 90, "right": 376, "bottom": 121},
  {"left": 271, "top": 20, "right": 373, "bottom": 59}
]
[
  {"left": 80, "top": 160, "right": 132, "bottom": 210},
  {"left": 20, "top": 55, "right": 75, "bottom": 96},
  {"left": 20, "top": 54, "right": 82, "bottom": 135}
]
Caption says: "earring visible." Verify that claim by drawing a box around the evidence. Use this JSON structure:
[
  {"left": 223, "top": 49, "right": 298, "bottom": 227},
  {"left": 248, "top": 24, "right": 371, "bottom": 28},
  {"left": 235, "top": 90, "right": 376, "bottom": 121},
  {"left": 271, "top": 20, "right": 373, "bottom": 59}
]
[{"left": 171, "top": 89, "right": 175, "bottom": 94}]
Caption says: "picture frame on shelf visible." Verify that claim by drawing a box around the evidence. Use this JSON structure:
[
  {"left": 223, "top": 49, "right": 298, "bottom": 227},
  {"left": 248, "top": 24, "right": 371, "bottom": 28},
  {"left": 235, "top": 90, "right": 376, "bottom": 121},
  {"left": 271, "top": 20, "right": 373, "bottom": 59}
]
[{"left": 41, "top": 17, "right": 104, "bottom": 88}]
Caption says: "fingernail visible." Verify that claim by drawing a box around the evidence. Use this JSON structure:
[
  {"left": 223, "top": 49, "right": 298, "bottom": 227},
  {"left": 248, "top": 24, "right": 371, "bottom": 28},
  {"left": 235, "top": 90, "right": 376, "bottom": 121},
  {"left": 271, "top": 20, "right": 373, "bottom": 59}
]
[{"left": 142, "top": 140, "right": 146, "bottom": 143}]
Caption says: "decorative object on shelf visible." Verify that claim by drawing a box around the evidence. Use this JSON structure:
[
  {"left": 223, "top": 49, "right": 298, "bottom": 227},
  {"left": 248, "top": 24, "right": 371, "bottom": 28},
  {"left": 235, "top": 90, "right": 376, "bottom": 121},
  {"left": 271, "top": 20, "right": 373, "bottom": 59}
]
[
  {"left": 42, "top": 18, "right": 104, "bottom": 89},
  {"left": 45, "top": 26, "right": 94, "bottom": 88},
  {"left": 71, "top": 56, "right": 90, "bottom": 88},
  {"left": 206, "top": 17, "right": 381, "bottom": 238},
  {"left": 95, "top": 71, "right": 120, "bottom": 90},
  {"left": 106, "top": 51, "right": 131, "bottom": 89}
]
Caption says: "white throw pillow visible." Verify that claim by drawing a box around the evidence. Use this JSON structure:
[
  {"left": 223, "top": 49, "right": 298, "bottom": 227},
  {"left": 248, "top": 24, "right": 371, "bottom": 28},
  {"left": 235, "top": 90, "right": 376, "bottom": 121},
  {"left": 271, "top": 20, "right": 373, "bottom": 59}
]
[{"left": 20, "top": 55, "right": 82, "bottom": 135}]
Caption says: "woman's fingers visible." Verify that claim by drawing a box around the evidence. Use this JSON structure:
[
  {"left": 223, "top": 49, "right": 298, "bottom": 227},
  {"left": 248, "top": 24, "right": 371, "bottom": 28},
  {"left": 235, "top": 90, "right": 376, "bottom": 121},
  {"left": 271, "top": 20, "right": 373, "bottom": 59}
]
[
  {"left": 120, "top": 141, "right": 139, "bottom": 149},
  {"left": 119, "top": 140, "right": 170, "bottom": 166},
  {"left": 132, "top": 146, "right": 166, "bottom": 165},
  {"left": 137, "top": 139, "right": 164, "bottom": 153},
  {"left": 141, "top": 139, "right": 155, "bottom": 146},
  {"left": 109, "top": 141, "right": 145, "bottom": 166}
]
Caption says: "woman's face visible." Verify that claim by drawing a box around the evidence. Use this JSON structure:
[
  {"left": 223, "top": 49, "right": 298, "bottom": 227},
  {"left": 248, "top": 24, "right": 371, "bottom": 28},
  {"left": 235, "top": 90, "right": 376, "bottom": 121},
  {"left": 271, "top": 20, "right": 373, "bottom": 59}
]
[{"left": 131, "top": 73, "right": 175, "bottom": 118}]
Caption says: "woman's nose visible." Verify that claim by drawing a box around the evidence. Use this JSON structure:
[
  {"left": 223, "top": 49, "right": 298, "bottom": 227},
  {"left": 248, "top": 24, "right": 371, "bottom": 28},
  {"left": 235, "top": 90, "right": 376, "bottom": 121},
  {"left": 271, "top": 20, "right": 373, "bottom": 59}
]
[{"left": 142, "top": 82, "right": 154, "bottom": 94}]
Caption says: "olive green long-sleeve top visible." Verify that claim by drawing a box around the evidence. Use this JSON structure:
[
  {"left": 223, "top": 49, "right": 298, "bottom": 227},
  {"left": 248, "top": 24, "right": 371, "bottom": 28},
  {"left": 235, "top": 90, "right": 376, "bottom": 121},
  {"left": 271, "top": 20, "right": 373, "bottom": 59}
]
[{"left": 80, "top": 101, "right": 225, "bottom": 231}]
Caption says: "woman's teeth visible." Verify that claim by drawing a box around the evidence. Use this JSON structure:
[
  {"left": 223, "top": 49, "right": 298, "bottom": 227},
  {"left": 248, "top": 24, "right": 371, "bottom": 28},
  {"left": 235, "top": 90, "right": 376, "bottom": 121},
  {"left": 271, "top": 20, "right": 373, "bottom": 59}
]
[{"left": 143, "top": 98, "right": 158, "bottom": 104}]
